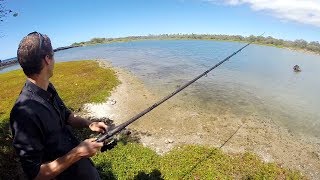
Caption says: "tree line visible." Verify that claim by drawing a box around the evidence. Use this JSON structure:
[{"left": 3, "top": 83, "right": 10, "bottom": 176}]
[{"left": 72, "top": 34, "right": 320, "bottom": 54}]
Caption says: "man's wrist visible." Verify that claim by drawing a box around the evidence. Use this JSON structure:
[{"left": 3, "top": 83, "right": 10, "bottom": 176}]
[{"left": 70, "top": 146, "right": 83, "bottom": 159}]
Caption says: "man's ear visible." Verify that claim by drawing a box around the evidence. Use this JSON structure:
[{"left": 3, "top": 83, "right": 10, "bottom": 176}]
[{"left": 44, "top": 55, "right": 51, "bottom": 65}]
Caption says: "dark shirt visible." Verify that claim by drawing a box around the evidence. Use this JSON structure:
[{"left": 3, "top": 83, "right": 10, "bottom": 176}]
[{"left": 10, "top": 80, "right": 100, "bottom": 180}]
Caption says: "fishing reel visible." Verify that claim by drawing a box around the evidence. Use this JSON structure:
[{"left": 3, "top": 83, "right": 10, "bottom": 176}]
[
  {"left": 99, "top": 130, "right": 132, "bottom": 152},
  {"left": 101, "top": 138, "right": 118, "bottom": 152}
]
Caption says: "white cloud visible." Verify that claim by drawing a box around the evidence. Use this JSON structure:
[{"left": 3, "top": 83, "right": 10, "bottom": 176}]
[{"left": 206, "top": 0, "right": 320, "bottom": 27}]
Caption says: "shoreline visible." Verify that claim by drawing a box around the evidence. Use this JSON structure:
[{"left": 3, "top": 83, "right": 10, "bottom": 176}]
[
  {"left": 83, "top": 60, "right": 320, "bottom": 179},
  {"left": 73, "top": 38, "right": 320, "bottom": 57}
]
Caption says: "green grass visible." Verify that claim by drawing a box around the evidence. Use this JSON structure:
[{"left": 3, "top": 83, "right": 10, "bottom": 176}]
[
  {"left": 0, "top": 60, "right": 119, "bottom": 123},
  {"left": 93, "top": 143, "right": 304, "bottom": 179},
  {"left": 93, "top": 143, "right": 161, "bottom": 180},
  {"left": 51, "top": 60, "right": 119, "bottom": 111},
  {"left": 0, "top": 60, "right": 304, "bottom": 179}
]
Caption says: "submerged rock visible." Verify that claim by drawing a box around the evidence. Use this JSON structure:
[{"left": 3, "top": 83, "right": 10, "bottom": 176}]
[
  {"left": 293, "top": 65, "right": 301, "bottom": 72},
  {"left": 107, "top": 99, "right": 117, "bottom": 105}
]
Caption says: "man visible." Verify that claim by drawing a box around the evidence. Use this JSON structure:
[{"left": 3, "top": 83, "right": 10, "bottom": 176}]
[{"left": 10, "top": 32, "right": 107, "bottom": 180}]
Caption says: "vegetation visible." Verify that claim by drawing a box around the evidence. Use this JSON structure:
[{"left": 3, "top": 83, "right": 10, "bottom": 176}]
[
  {"left": 72, "top": 34, "right": 320, "bottom": 55},
  {"left": 50, "top": 60, "right": 119, "bottom": 111},
  {"left": 0, "top": 0, "right": 18, "bottom": 22},
  {"left": 94, "top": 143, "right": 304, "bottom": 179},
  {"left": 0, "top": 60, "right": 304, "bottom": 179},
  {"left": 0, "top": 60, "right": 119, "bottom": 122}
]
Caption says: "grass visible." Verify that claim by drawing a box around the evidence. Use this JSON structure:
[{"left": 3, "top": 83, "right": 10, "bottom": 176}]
[
  {"left": 94, "top": 143, "right": 161, "bottom": 180},
  {"left": 50, "top": 60, "right": 119, "bottom": 111},
  {"left": 93, "top": 143, "right": 304, "bottom": 179},
  {"left": 160, "top": 145, "right": 303, "bottom": 179},
  {"left": 0, "top": 60, "right": 119, "bottom": 123},
  {"left": 0, "top": 60, "right": 304, "bottom": 179}
]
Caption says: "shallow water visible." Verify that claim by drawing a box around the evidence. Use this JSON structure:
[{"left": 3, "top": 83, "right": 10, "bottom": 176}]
[{"left": 2, "top": 40, "right": 320, "bottom": 140}]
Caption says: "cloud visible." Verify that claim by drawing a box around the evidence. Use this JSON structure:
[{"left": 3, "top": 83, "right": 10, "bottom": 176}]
[{"left": 205, "top": 0, "right": 320, "bottom": 27}]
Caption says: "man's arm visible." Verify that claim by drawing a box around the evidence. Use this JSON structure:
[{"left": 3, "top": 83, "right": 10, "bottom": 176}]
[
  {"left": 11, "top": 108, "right": 104, "bottom": 179},
  {"left": 35, "top": 138, "right": 103, "bottom": 180},
  {"left": 67, "top": 113, "right": 108, "bottom": 133},
  {"left": 67, "top": 113, "right": 91, "bottom": 128}
]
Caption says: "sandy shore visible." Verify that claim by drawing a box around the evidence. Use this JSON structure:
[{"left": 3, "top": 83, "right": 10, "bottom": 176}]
[{"left": 83, "top": 60, "right": 320, "bottom": 179}]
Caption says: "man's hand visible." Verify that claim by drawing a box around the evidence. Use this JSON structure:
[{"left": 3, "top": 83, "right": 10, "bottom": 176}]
[
  {"left": 35, "top": 138, "right": 103, "bottom": 180},
  {"left": 75, "top": 138, "right": 104, "bottom": 158},
  {"left": 89, "top": 122, "right": 108, "bottom": 133}
]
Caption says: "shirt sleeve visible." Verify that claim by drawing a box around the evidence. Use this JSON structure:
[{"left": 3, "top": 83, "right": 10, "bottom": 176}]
[
  {"left": 10, "top": 105, "right": 45, "bottom": 180},
  {"left": 63, "top": 102, "right": 72, "bottom": 123}
]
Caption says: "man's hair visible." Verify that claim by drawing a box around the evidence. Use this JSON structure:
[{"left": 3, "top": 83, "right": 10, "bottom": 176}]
[{"left": 17, "top": 32, "right": 53, "bottom": 77}]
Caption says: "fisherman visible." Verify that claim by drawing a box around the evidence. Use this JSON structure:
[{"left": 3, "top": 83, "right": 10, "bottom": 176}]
[{"left": 10, "top": 32, "right": 107, "bottom": 180}]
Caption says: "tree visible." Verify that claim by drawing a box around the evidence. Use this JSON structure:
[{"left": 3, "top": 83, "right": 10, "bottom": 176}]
[
  {"left": 309, "top": 41, "right": 320, "bottom": 47},
  {"left": 293, "top": 39, "right": 308, "bottom": 48},
  {"left": 248, "top": 35, "right": 256, "bottom": 42},
  {"left": 306, "top": 41, "right": 320, "bottom": 53},
  {"left": 0, "top": 0, "right": 17, "bottom": 22},
  {"left": 90, "top": 37, "right": 106, "bottom": 44}
]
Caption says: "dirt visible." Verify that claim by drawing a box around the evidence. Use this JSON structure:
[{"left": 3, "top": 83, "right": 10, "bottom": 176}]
[{"left": 83, "top": 60, "right": 320, "bottom": 179}]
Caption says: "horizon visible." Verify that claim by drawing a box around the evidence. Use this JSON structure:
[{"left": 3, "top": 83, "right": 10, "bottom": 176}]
[{"left": 1, "top": 0, "right": 320, "bottom": 59}]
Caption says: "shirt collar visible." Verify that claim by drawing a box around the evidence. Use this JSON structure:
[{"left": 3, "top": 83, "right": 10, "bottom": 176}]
[{"left": 25, "top": 79, "right": 57, "bottom": 101}]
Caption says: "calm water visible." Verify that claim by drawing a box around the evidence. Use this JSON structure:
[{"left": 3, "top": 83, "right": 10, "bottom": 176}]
[{"left": 2, "top": 40, "right": 320, "bottom": 139}]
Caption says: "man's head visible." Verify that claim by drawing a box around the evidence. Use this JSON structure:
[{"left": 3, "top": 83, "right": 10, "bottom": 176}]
[{"left": 17, "top": 32, "right": 54, "bottom": 77}]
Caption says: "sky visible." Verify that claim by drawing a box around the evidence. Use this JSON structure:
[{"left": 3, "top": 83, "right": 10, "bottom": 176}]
[{"left": 0, "top": 0, "right": 319, "bottom": 59}]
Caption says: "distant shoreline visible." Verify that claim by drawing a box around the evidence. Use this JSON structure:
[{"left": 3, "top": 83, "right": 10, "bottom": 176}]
[{"left": 71, "top": 34, "right": 320, "bottom": 56}]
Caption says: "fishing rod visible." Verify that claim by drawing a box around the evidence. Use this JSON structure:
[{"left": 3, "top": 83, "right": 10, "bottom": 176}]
[{"left": 96, "top": 35, "right": 263, "bottom": 143}]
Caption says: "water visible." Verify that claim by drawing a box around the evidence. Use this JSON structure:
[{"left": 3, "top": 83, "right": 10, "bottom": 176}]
[{"left": 2, "top": 40, "right": 320, "bottom": 139}]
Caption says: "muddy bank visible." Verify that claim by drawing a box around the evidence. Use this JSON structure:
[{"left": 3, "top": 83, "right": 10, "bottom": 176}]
[{"left": 83, "top": 60, "right": 320, "bottom": 179}]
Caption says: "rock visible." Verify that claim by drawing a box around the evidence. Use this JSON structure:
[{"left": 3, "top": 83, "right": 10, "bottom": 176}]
[
  {"left": 109, "top": 99, "right": 116, "bottom": 105},
  {"left": 165, "top": 139, "right": 174, "bottom": 144},
  {"left": 311, "top": 151, "right": 320, "bottom": 160},
  {"left": 293, "top": 65, "right": 301, "bottom": 72}
]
